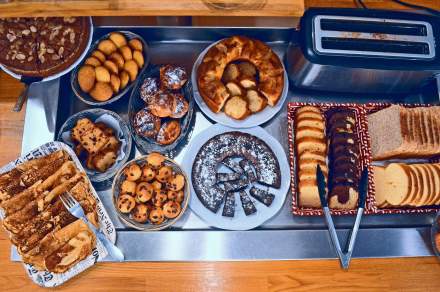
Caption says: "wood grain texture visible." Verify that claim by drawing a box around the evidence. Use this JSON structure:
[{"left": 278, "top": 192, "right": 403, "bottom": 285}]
[
  {"left": 1, "top": 72, "right": 440, "bottom": 291},
  {"left": 0, "top": 0, "right": 304, "bottom": 17},
  {"left": 306, "top": 0, "right": 440, "bottom": 10}
]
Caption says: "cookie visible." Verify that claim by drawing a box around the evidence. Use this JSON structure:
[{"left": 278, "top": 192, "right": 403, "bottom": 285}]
[
  {"left": 95, "top": 66, "right": 111, "bottom": 83},
  {"left": 90, "top": 82, "right": 113, "bottom": 102},
  {"left": 120, "top": 180, "right": 137, "bottom": 196},
  {"left": 117, "top": 194, "right": 136, "bottom": 213},
  {"left": 109, "top": 52, "right": 125, "bottom": 70},
  {"left": 156, "top": 166, "right": 173, "bottom": 183},
  {"left": 125, "top": 163, "right": 142, "bottom": 181},
  {"left": 119, "top": 71, "right": 130, "bottom": 90},
  {"left": 91, "top": 50, "right": 106, "bottom": 63},
  {"left": 133, "top": 50, "right": 144, "bottom": 68},
  {"left": 149, "top": 207, "right": 164, "bottom": 224},
  {"left": 163, "top": 201, "right": 181, "bottom": 219},
  {"left": 124, "top": 60, "right": 138, "bottom": 82},
  {"left": 98, "top": 39, "right": 117, "bottom": 55},
  {"left": 77, "top": 65, "right": 95, "bottom": 93},
  {"left": 110, "top": 74, "right": 121, "bottom": 93},
  {"left": 119, "top": 45, "right": 133, "bottom": 61},
  {"left": 131, "top": 203, "right": 149, "bottom": 223},
  {"left": 156, "top": 120, "right": 181, "bottom": 145},
  {"left": 84, "top": 56, "right": 101, "bottom": 67},
  {"left": 128, "top": 38, "right": 143, "bottom": 51},
  {"left": 109, "top": 32, "right": 127, "bottom": 48},
  {"left": 104, "top": 60, "right": 119, "bottom": 75},
  {"left": 135, "top": 182, "right": 154, "bottom": 203}
]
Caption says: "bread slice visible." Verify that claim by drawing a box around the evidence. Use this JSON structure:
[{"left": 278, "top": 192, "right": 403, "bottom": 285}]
[
  {"left": 299, "top": 169, "right": 327, "bottom": 181},
  {"left": 223, "top": 96, "right": 250, "bottom": 120},
  {"left": 422, "top": 108, "right": 435, "bottom": 152},
  {"left": 368, "top": 105, "right": 405, "bottom": 160},
  {"left": 296, "top": 106, "right": 321, "bottom": 115},
  {"left": 426, "top": 164, "right": 440, "bottom": 205},
  {"left": 414, "top": 164, "right": 431, "bottom": 206},
  {"left": 298, "top": 179, "right": 321, "bottom": 208},
  {"left": 246, "top": 90, "right": 267, "bottom": 113},
  {"left": 298, "top": 151, "right": 326, "bottom": 163},
  {"left": 298, "top": 159, "right": 328, "bottom": 173},
  {"left": 296, "top": 111, "right": 323, "bottom": 121},
  {"left": 329, "top": 187, "right": 358, "bottom": 209},
  {"left": 222, "top": 63, "right": 240, "bottom": 83},
  {"left": 383, "top": 163, "right": 411, "bottom": 206},
  {"left": 423, "top": 164, "right": 436, "bottom": 206},
  {"left": 373, "top": 166, "right": 387, "bottom": 207},
  {"left": 431, "top": 164, "right": 440, "bottom": 205},
  {"left": 408, "top": 165, "right": 424, "bottom": 207},
  {"left": 400, "top": 166, "right": 417, "bottom": 206}
]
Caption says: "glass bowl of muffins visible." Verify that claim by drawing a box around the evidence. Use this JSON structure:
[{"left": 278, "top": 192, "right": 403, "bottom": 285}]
[
  {"left": 112, "top": 152, "right": 190, "bottom": 231},
  {"left": 71, "top": 31, "right": 149, "bottom": 106},
  {"left": 128, "top": 64, "right": 195, "bottom": 158}
]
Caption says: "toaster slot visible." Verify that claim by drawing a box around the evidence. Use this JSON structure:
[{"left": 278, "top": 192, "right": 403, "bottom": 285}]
[
  {"left": 320, "top": 19, "right": 427, "bottom": 36},
  {"left": 321, "top": 37, "right": 430, "bottom": 55}
]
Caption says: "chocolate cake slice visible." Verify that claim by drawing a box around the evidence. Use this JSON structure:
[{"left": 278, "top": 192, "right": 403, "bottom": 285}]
[
  {"left": 239, "top": 190, "right": 257, "bottom": 216},
  {"left": 222, "top": 156, "right": 243, "bottom": 174},
  {"left": 221, "top": 177, "right": 249, "bottom": 193},
  {"left": 216, "top": 172, "right": 242, "bottom": 183},
  {"left": 222, "top": 192, "right": 236, "bottom": 217},
  {"left": 249, "top": 186, "right": 275, "bottom": 207},
  {"left": 239, "top": 159, "right": 257, "bottom": 183}
]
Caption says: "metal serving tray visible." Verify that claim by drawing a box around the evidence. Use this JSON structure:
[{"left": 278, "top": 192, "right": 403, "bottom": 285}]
[{"left": 15, "top": 26, "right": 440, "bottom": 261}]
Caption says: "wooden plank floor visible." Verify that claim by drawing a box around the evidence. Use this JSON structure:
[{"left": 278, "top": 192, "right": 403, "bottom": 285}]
[{"left": 1, "top": 71, "right": 440, "bottom": 291}]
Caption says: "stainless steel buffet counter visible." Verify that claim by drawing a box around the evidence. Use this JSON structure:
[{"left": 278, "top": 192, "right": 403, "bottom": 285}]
[{"left": 14, "top": 27, "right": 439, "bottom": 261}]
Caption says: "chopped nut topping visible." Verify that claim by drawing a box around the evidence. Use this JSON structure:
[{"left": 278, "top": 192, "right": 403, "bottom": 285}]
[
  {"left": 47, "top": 48, "right": 54, "bottom": 54},
  {"left": 30, "top": 25, "right": 37, "bottom": 33},
  {"left": 15, "top": 53, "right": 25, "bottom": 60},
  {"left": 6, "top": 33, "right": 16, "bottom": 42},
  {"left": 22, "top": 29, "right": 30, "bottom": 36}
]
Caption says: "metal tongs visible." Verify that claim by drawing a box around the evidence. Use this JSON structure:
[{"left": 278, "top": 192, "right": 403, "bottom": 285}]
[{"left": 316, "top": 166, "right": 368, "bottom": 269}]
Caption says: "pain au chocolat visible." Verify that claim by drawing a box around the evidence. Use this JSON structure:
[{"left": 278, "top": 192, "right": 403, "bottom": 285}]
[{"left": 197, "top": 36, "right": 284, "bottom": 114}]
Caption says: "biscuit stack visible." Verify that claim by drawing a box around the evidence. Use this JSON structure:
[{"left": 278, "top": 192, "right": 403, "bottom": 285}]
[
  {"left": 295, "top": 106, "right": 327, "bottom": 208},
  {"left": 77, "top": 32, "right": 144, "bottom": 102}
]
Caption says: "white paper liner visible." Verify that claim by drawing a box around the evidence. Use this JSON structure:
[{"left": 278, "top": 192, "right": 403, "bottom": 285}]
[
  {"left": 60, "top": 114, "right": 127, "bottom": 177},
  {"left": 181, "top": 124, "right": 290, "bottom": 230},
  {"left": 0, "top": 141, "right": 116, "bottom": 287}
]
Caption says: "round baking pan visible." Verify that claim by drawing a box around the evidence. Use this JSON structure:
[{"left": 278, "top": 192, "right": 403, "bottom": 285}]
[
  {"left": 56, "top": 108, "right": 132, "bottom": 183},
  {"left": 127, "top": 64, "right": 195, "bottom": 158},
  {"left": 0, "top": 17, "right": 94, "bottom": 111},
  {"left": 112, "top": 155, "right": 190, "bottom": 231},
  {"left": 71, "top": 31, "right": 150, "bottom": 106},
  {"left": 191, "top": 37, "right": 289, "bottom": 128}
]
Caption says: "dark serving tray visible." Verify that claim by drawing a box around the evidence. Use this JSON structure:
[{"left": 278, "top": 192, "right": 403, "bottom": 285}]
[{"left": 16, "top": 26, "right": 440, "bottom": 261}]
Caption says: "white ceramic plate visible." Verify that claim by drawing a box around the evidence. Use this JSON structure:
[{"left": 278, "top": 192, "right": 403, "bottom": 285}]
[
  {"left": 191, "top": 39, "right": 289, "bottom": 128},
  {"left": 182, "top": 124, "right": 290, "bottom": 230}
]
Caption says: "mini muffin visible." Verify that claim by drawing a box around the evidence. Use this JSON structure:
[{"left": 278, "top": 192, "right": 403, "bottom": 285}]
[
  {"left": 175, "top": 190, "right": 185, "bottom": 203},
  {"left": 135, "top": 182, "right": 154, "bottom": 203},
  {"left": 121, "top": 180, "right": 137, "bottom": 196},
  {"left": 153, "top": 190, "right": 168, "bottom": 207},
  {"left": 163, "top": 201, "right": 181, "bottom": 219},
  {"left": 91, "top": 50, "right": 106, "bottom": 63},
  {"left": 120, "top": 71, "right": 130, "bottom": 89},
  {"left": 104, "top": 60, "right": 119, "bottom": 75},
  {"left": 133, "top": 50, "right": 144, "bottom": 68},
  {"left": 151, "top": 180, "right": 162, "bottom": 191},
  {"left": 146, "top": 152, "right": 165, "bottom": 168},
  {"left": 148, "top": 93, "right": 174, "bottom": 118},
  {"left": 110, "top": 74, "right": 121, "bottom": 93},
  {"left": 109, "top": 52, "right": 125, "bottom": 70},
  {"left": 117, "top": 194, "right": 136, "bottom": 213},
  {"left": 131, "top": 203, "right": 149, "bottom": 223},
  {"left": 149, "top": 207, "right": 165, "bottom": 224},
  {"left": 156, "top": 120, "right": 181, "bottom": 145},
  {"left": 125, "top": 163, "right": 142, "bottom": 181},
  {"left": 124, "top": 60, "right": 139, "bottom": 82},
  {"left": 133, "top": 107, "right": 161, "bottom": 139},
  {"left": 119, "top": 45, "right": 133, "bottom": 61},
  {"left": 95, "top": 66, "right": 111, "bottom": 83},
  {"left": 141, "top": 166, "right": 156, "bottom": 181},
  {"left": 168, "top": 174, "right": 185, "bottom": 191},
  {"left": 156, "top": 166, "right": 173, "bottom": 183},
  {"left": 78, "top": 65, "right": 95, "bottom": 93},
  {"left": 85, "top": 56, "right": 101, "bottom": 67}
]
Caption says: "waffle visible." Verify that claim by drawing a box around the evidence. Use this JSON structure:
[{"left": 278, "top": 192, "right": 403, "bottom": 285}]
[{"left": 0, "top": 150, "right": 98, "bottom": 273}]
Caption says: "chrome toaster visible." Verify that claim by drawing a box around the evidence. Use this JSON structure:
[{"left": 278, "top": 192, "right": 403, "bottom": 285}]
[{"left": 286, "top": 8, "right": 440, "bottom": 94}]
